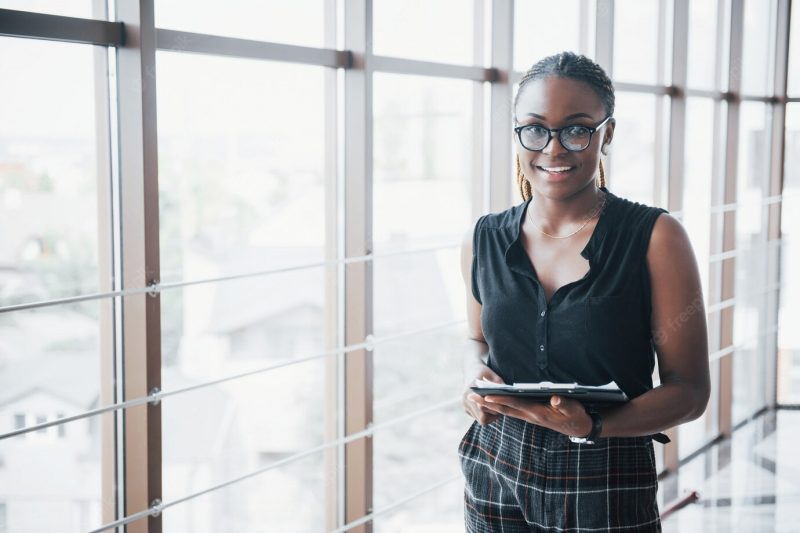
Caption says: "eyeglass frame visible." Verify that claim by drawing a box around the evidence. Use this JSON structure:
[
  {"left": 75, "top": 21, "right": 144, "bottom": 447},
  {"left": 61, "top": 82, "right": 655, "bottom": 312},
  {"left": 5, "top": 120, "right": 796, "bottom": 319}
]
[{"left": 513, "top": 114, "right": 613, "bottom": 152}]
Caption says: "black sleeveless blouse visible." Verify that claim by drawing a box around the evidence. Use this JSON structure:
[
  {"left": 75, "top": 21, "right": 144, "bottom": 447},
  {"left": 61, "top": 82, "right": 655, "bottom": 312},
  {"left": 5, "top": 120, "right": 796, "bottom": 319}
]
[{"left": 471, "top": 186, "right": 669, "bottom": 401}]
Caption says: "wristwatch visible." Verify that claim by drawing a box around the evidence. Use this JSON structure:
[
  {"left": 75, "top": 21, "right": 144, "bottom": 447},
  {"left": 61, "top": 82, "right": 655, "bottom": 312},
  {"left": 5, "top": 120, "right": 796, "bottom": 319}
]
[{"left": 569, "top": 410, "right": 603, "bottom": 444}]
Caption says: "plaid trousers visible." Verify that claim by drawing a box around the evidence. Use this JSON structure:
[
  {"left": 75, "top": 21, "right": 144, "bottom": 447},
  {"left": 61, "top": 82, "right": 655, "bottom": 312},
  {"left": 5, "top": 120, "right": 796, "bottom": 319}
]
[{"left": 458, "top": 415, "right": 661, "bottom": 532}]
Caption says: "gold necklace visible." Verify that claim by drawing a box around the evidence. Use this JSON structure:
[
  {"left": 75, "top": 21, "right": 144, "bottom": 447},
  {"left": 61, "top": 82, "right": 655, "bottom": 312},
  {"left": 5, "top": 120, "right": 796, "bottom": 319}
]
[{"left": 527, "top": 190, "right": 607, "bottom": 239}]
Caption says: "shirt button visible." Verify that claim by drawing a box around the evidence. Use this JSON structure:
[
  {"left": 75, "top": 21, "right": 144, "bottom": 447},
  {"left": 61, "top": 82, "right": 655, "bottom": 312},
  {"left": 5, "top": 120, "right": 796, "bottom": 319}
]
[
  {"left": 540, "top": 310, "right": 546, "bottom": 317},
  {"left": 539, "top": 344, "right": 545, "bottom": 351}
]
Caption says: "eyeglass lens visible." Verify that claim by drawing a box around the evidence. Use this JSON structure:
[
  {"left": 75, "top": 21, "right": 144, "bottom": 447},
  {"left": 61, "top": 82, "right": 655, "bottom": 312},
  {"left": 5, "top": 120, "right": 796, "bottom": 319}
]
[{"left": 520, "top": 125, "right": 593, "bottom": 151}]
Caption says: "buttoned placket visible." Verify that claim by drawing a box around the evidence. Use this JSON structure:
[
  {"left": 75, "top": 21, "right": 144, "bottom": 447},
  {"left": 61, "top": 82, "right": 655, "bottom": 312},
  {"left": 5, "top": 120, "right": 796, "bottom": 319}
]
[
  {"left": 504, "top": 193, "right": 611, "bottom": 374},
  {"left": 507, "top": 240, "right": 589, "bottom": 371},
  {"left": 536, "top": 291, "right": 549, "bottom": 369}
]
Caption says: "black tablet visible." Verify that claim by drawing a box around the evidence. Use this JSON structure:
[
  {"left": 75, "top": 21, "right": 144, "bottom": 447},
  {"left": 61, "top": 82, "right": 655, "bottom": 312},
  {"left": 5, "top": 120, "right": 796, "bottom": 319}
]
[{"left": 469, "top": 386, "right": 628, "bottom": 404}]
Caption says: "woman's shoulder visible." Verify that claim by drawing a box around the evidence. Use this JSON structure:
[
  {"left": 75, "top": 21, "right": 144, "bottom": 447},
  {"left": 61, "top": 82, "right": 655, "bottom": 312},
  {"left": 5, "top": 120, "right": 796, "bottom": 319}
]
[
  {"left": 474, "top": 200, "right": 528, "bottom": 232},
  {"left": 604, "top": 190, "right": 671, "bottom": 233},
  {"left": 606, "top": 190, "right": 668, "bottom": 217}
]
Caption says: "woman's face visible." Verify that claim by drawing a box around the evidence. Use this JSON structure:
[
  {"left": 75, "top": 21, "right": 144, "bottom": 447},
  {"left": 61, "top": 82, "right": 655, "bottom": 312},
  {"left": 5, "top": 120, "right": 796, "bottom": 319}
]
[{"left": 514, "top": 76, "right": 615, "bottom": 199}]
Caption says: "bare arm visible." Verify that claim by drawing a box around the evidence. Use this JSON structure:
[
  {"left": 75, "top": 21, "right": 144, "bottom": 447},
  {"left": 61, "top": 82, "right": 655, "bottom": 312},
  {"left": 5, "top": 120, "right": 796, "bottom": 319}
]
[
  {"left": 460, "top": 220, "right": 505, "bottom": 425},
  {"left": 596, "top": 213, "right": 711, "bottom": 437},
  {"left": 459, "top": 223, "right": 490, "bottom": 378}
]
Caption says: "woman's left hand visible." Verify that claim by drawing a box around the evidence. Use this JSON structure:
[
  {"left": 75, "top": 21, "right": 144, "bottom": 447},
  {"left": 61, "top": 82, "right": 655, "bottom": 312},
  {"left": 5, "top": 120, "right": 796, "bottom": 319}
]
[{"left": 475, "top": 394, "right": 593, "bottom": 437}]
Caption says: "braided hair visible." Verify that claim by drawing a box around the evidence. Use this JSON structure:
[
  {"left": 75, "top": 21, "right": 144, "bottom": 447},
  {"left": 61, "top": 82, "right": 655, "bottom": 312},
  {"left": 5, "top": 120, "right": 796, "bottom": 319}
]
[{"left": 513, "top": 51, "right": 614, "bottom": 201}]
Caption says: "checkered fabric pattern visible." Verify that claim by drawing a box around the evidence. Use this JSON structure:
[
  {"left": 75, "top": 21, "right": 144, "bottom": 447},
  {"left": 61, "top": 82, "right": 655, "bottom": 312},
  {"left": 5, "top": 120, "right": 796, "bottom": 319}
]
[{"left": 458, "top": 415, "right": 661, "bottom": 532}]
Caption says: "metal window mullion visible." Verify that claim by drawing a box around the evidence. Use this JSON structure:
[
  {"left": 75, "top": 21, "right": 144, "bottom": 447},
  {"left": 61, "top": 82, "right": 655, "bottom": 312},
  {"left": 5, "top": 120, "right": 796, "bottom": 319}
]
[
  {"left": 114, "top": 1, "right": 162, "bottom": 531},
  {"left": 766, "top": 0, "right": 791, "bottom": 407},
  {"left": 653, "top": 0, "right": 670, "bottom": 207},
  {"left": 740, "top": 93, "right": 785, "bottom": 102},
  {"left": 702, "top": 0, "right": 729, "bottom": 456},
  {"left": 472, "top": 0, "right": 487, "bottom": 220},
  {"left": 343, "top": 1, "right": 373, "bottom": 530},
  {"left": 594, "top": 0, "right": 614, "bottom": 74},
  {"left": 105, "top": 0, "right": 127, "bottom": 522},
  {"left": 685, "top": 88, "right": 725, "bottom": 98},
  {"left": 578, "top": 0, "right": 595, "bottom": 57},
  {"left": 595, "top": 0, "right": 614, "bottom": 178},
  {"left": 155, "top": 28, "right": 347, "bottom": 67},
  {"left": 0, "top": 8, "right": 123, "bottom": 46},
  {"left": 666, "top": 0, "right": 688, "bottom": 214},
  {"left": 490, "top": 0, "right": 513, "bottom": 210},
  {"left": 614, "top": 81, "right": 673, "bottom": 94},
  {"left": 371, "top": 55, "right": 491, "bottom": 81},
  {"left": 717, "top": 0, "right": 744, "bottom": 438},
  {"left": 91, "top": 0, "right": 118, "bottom": 523},
  {"left": 323, "top": 0, "right": 342, "bottom": 530},
  {"left": 659, "top": 0, "right": 689, "bottom": 474}
]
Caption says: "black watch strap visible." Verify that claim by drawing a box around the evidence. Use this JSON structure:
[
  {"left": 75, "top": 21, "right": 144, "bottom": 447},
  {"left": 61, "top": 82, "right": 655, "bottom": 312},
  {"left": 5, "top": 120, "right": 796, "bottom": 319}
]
[{"left": 585, "top": 411, "right": 603, "bottom": 441}]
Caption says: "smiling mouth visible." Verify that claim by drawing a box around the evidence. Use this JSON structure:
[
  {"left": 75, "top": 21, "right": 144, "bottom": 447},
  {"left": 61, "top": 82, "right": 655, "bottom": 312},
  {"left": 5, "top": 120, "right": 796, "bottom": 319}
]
[{"left": 536, "top": 165, "right": 576, "bottom": 174}]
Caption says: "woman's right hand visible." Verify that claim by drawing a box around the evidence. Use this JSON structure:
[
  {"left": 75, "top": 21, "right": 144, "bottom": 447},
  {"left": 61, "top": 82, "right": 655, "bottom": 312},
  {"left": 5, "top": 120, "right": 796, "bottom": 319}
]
[{"left": 462, "top": 364, "right": 505, "bottom": 426}]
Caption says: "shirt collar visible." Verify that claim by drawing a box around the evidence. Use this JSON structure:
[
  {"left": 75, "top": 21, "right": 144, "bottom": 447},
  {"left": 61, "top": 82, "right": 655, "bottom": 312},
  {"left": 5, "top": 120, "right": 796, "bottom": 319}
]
[{"left": 504, "top": 187, "right": 616, "bottom": 279}]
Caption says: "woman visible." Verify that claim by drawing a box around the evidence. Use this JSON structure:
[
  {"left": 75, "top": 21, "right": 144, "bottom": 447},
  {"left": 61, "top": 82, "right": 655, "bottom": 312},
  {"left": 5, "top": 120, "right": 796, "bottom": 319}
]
[{"left": 457, "top": 51, "right": 710, "bottom": 532}]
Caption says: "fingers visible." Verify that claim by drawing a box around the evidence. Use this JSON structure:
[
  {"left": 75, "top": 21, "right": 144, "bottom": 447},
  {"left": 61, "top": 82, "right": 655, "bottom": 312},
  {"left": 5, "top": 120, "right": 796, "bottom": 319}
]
[
  {"left": 483, "top": 395, "right": 555, "bottom": 425},
  {"left": 465, "top": 392, "right": 501, "bottom": 425},
  {"left": 549, "top": 395, "right": 583, "bottom": 417},
  {"left": 464, "top": 391, "right": 593, "bottom": 435}
]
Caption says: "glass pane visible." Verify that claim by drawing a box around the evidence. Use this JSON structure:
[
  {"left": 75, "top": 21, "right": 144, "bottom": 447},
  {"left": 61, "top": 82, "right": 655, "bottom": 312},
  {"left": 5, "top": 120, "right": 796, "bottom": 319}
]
[
  {"left": 0, "top": 37, "right": 106, "bottom": 301},
  {"left": 678, "top": 97, "right": 715, "bottom": 458},
  {"left": 740, "top": 0, "right": 774, "bottom": 96},
  {"left": 372, "top": 253, "right": 466, "bottom": 423},
  {"left": 735, "top": 102, "right": 769, "bottom": 253},
  {"left": 788, "top": 0, "right": 800, "bottom": 96},
  {"left": 373, "top": 404, "right": 464, "bottom": 532},
  {"left": 155, "top": 0, "right": 325, "bottom": 48},
  {"left": 160, "top": 283, "right": 327, "bottom": 532},
  {"left": 777, "top": 103, "right": 800, "bottom": 402},
  {"left": 372, "top": 73, "right": 474, "bottom": 527},
  {"left": 372, "top": 73, "right": 475, "bottom": 253},
  {"left": 510, "top": 80, "right": 523, "bottom": 206},
  {"left": 514, "top": 0, "right": 586, "bottom": 73},
  {"left": 162, "top": 446, "right": 326, "bottom": 532},
  {"left": 717, "top": 0, "right": 733, "bottom": 92},
  {"left": 613, "top": 0, "right": 664, "bottom": 84},
  {"left": 156, "top": 51, "right": 326, "bottom": 282},
  {"left": 0, "top": 301, "right": 107, "bottom": 532},
  {"left": 0, "top": 0, "right": 98, "bottom": 19},
  {"left": 0, "top": 418, "right": 109, "bottom": 531},
  {"left": 373, "top": 248, "right": 466, "bottom": 339},
  {"left": 681, "top": 98, "right": 714, "bottom": 307},
  {"left": 686, "top": 0, "right": 718, "bottom": 90},
  {"left": 732, "top": 102, "right": 770, "bottom": 425},
  {"left": 160, "top": 267, "right": 327, "bottom": 375},
  {"left": 157, "top": 52, "right": 329, "bottom": 531},
  {"left": 607, "top": 92, "right": 660, "bottom": 205},
  {"left": 373, "top": 0, "right": 474, "bottom": 65}
]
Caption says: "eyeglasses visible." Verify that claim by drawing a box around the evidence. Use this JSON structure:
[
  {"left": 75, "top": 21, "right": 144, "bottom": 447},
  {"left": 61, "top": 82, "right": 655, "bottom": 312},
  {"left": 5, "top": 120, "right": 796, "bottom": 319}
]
[{"left": 513, "top": 115, "right": 613, "bottom": 152}]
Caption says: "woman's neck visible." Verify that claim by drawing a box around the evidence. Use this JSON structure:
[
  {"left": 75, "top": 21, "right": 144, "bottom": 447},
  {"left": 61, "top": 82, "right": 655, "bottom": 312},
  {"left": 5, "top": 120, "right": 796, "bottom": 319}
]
[{"left": 528, "top": 184, "right": 606, "bottom": 233}]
